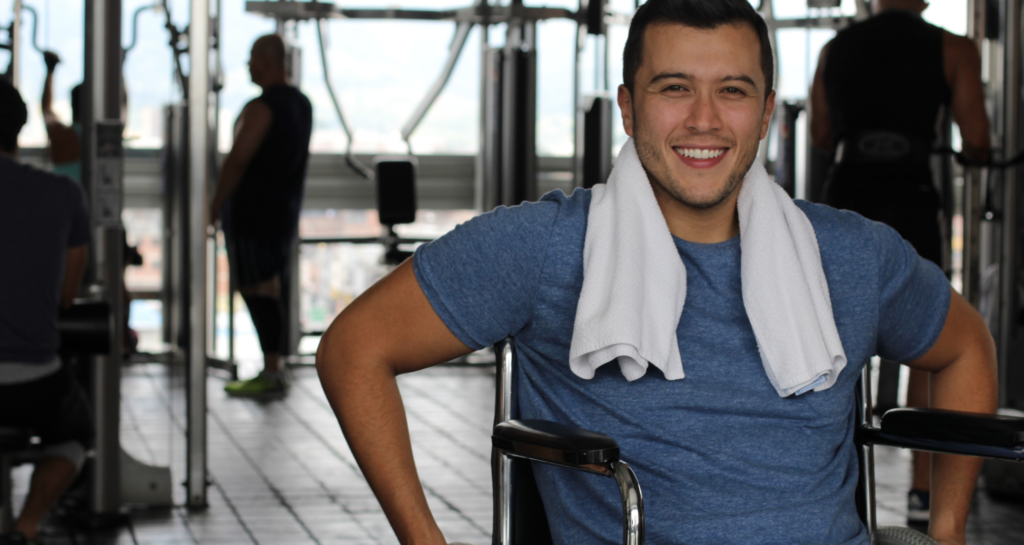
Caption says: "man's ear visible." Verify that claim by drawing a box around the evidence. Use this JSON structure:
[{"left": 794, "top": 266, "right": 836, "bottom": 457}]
[
  {"left": 760, "top": 90, "right": 776, "bottom": 140},
  {"left": 617, "top": 84, "right": 634, "bottom": 137}
]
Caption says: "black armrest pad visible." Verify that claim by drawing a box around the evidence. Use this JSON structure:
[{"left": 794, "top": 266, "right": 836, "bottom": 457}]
[
  {"left": 880, "top": 408, "right": 1024, "bottom": 449},
  {"left": 492, "top": 419, "right": 620, "bottom": 467},
  {"left": 0, "top": 427, "right": 31, "bottom": 451}
]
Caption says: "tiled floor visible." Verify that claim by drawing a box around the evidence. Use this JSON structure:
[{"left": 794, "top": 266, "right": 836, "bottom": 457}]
[{"left": 11, "top": 362, "right": 1024, "bottom": 544}]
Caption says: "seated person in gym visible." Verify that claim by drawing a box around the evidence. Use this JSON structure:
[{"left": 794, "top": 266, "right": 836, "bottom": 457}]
[
  {"left": 0, "top": 80, "right": 93, "bottom": 545},
  {"left": 315, "top": 0, "right": 996, "bottom": 543},
  {"left": 209, "top": 34, "right": 313, "bottom": 398}
]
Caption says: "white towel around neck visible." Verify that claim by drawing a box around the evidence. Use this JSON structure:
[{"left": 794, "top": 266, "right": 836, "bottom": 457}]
[{"left": 568, "top": 138, "right": 847, "bottom": 397}]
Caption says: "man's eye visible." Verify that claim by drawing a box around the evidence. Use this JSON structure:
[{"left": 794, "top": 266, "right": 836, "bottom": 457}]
[
  {"left": 663, "top": 85, "right": 688, "bottom": 93},
  {"left": 723, "top": 87, "right": 746, "bottom": 95}
]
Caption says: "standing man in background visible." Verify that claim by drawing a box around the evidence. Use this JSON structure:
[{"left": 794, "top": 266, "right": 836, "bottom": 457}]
[
  {"left": 809, "top": 0, "right": 991, "bottom": 525},
  {"left": 210, "top": 34, "right": 313, "bottom": 399}
]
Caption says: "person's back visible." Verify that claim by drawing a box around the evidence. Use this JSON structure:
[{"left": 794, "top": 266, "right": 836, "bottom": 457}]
[
  {"left": 825, "top": 11, "right": 949, "bottom": 147},
  {"left": 222, "top": 84, "right": 312, "bottom": 242},
  {"left": 808, "top": 0, "right": 993, "bottom": 526},
  {"left": 0, "top": 79, "right": 93, "bottom": 544},
  {"left": 0, "top": 158, "right": 90, "bottom": 366}
]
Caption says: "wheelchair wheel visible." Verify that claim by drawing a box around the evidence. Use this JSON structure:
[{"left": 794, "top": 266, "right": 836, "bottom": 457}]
[{"left": 873, "top": 526, "right": 940, "bottom": 545}]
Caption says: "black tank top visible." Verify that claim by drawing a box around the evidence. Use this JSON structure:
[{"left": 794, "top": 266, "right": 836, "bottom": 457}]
[
  {"left": 824, "top": 11, "right": 951, "bottom": 149},
  {"left": 225, "top": 85, "right": 313, "bottom": 240}
]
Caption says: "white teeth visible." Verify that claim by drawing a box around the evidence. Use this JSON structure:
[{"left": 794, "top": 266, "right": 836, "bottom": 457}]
[{"left": 674, "top": 147, "right": 725, "bottom": 159}]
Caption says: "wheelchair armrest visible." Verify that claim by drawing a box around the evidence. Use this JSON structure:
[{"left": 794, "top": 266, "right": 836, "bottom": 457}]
[
  {"left": 858, "top": 408, "right": 1024, "bottom": 461},
  {"left": 492, "top": 419, "right": 620, "bottom": 474},
  {"left": 0, "top": 427, "right": 31, "bottom": 452}
]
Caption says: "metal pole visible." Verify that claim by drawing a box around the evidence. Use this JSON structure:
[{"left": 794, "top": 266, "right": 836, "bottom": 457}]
[
  {"left": 997, "top": 0, "right": 1020, "bottom": 406},
  {"left": 83, "top": 0, "right": 124, "bottom": 516},
  {"left": 963, "top": 0, "right": 987, "bottom": 306},
  {"left": 10, "top": 0, "right": 21, "bottom": 87},
  {"left": 187, "top": 0, "right": 210, "bottom": 509},
  {"left": 572, "top": 6, "right": 584, "bottom": 189},
  {"left": 474, "top": 20, "right": 489, "bottom": 212}
]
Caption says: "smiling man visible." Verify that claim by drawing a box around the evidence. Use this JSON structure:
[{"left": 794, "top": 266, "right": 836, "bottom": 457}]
[{"left": 315, "top": 0, "right": 995, "bottom": 544}]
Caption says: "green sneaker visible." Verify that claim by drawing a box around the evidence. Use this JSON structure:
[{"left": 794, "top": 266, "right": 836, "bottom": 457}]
[{"left": 224, "top": 372, "right": 288, "bottom": 399}]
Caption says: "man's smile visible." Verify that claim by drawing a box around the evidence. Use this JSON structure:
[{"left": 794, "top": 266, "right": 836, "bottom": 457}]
[{"left": 673, "top": 146, "right": 729, "bottom": 168}]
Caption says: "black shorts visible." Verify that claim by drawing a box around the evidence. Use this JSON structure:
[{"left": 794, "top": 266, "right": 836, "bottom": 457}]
[
  {"left": 0, "top": 364, "right": 94, "bottom": 447},
  {"left": 823, "top": 162, "right": 944, "bottom": 268},
  {"left": 225, "top": 234, "right": 293, "bottom": 288}
]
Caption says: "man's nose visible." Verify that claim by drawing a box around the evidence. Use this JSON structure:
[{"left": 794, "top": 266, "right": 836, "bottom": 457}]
[{"left": 685, "top": 93, "right": 722, "bottom": 133}]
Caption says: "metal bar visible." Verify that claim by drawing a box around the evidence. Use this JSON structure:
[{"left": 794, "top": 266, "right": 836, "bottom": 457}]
[
  {"left": 246, "top": 1, "right": 575, "bottom": 23},
  {"left": 963, "top": 168, "right": 984, "bottom": 305},
  {"left": 299, "top": 236, "right": 432, "bottom": 245},
  {"left": 997, "top": 0, "right": 1020, "bottom": 407},
  {"left": 400, "top": 21, "right": 474, "bottom": 144},
  {"left": 9, "top": 0, "right": 20, "bottom": 86},
  {"left": 962, "top": 2, "right": 985, "bottom": 305},
  {"left": 765, "top": 16, "right": 859, "bottom": 30},
  {"left": 475, "top": 23, "right": 489, "bottom": 213},
  {"left": 858, "top": 366, "right": 877, "bottom": 534},
  {"left": 83, "top": 0, "right": 125, "bottom": 516},
  {"left": 613, "top": 461, "right": 644, "bottom": 545},
  {"left": 186, "top": 0, "right": 210, "bottom": 509},
  {"left": 494, "top": 340, "right": 514, "bottom": 545},
  {"left": 0, "top": 454, "right": 12, "bottom": 532},
  {"left": 572, "top": 17, "right": 584, "bottom": 188},
  {"left": 92, "top": 228, "right": 124, "bottom": 514}
]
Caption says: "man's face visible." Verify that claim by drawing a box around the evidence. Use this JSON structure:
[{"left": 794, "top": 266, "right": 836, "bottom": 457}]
[
  {"left": 248, "top": 47, "right": 266, "bottom": 86},
  {"left": 619, "top": 23, "right": 775, "bottom": 211}
]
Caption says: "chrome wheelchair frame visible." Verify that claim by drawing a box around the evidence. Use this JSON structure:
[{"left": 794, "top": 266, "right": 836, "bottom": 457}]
[{"left": 489, "top": 338, "right": 1024, "bottom": 545}]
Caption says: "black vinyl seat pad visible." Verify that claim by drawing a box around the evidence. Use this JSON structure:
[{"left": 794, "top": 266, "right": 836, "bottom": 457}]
[
  {"left": 0, "top": 427, "right": 31, "bottom": 451},
  {"left": 880, "top": 408, "right": 1024, "bottom": 450},
  {"left": 492, "top": 419, "right": 620, "bottom": 467}
]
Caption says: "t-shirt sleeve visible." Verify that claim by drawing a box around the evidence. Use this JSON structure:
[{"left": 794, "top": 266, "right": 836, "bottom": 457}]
[
  {"left": 67, "top": 182, "right": 91, "bottom": 247},
  {"left": 413, "top": 199, "right": 562, "bottom": 350},
  {"left": 874, "top": 221, "right": 951, "bottom": 362}
]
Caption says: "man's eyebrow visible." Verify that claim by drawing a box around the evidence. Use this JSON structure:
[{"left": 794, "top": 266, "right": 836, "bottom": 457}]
[
  {"left": 648, "top": 72, "right": 759, "bottom": 89},
  {"left": 649, "top": 72, "right": 692, "bottom": 84},
  {"left": 720, "top": 75, "right": 759, "bottom": 88}
]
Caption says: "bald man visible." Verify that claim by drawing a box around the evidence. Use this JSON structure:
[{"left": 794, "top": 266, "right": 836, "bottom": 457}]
[
  {"left": 809, "top": 0, "right": 991, "bottom": 526},
  {"left": 210, "top": 34, "right": 313, "bottom": 398}
]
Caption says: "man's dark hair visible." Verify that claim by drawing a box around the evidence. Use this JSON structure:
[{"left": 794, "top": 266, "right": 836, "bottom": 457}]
[
  {"left": 71, "top": 83, "right": 82, "bottom": 123},
  {"left": 622, "top": 0, "right": 774, "bottom": 99},
  {"left": 0, "top": 78, "right": 28, "bottom": 152}
]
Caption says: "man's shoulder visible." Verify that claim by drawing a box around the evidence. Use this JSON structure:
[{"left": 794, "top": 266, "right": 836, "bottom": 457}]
[
  {"left": 795, "top": 200, "right": 882, "bottom": 255},
  {"left": 0, "top": 158, "right": 82, "bottom": 196}
]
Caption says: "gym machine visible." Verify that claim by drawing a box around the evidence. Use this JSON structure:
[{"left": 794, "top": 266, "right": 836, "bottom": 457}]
[
  {"left": 149, "top": 0, "right": 220, "bottom": 509},
  {"left": 79, "top": 0, "right": 175, "bottom": 520}
]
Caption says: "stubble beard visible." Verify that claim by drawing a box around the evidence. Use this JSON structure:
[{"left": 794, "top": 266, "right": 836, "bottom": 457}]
[{"left": 632, "top": 115, "right": 760, "bottom": 211}]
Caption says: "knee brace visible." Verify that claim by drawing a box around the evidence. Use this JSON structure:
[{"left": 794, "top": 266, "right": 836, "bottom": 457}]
[
  {"left": 243, "top": 295, "right": 283, "bottom": 354},
  {"left": 41, "top": 440, "right": 87, "bottom": 473}
]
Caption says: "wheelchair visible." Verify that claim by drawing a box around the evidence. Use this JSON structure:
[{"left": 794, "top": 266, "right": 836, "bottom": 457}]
[{"left": 484, "top": 338, "right": 1024, "bottom": 545}]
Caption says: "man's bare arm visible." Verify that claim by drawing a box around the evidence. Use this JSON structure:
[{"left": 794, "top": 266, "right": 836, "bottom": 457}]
[
  {"left": 42, "top": 63, "right": 80, "bottom": 165},
  {"left": 316, "top": 259, "right": 473, "bottom": 545},
  {"left": 208, "top": 99, "right": 272, "bottom": 225},
  {"left": 904, "top": 289, "right": 998, "bottom": 545},
  {"left": 945, "top": 33, "right": 991, "bottom": 164},
  {"left": 61, "top": 245, "right": 88, "bottom": 309},
  {"left": 808, "top": 41, "right": 833, "bottom": 152}
]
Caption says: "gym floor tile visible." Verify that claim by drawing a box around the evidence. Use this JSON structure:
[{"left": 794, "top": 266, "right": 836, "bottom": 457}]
[{"left": 9, "top": 363, "right": 1024, "bottom": 544}]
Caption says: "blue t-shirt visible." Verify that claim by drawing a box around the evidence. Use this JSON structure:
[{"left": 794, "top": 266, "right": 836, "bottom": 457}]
[{"left": 413, "top": 188, "right": 950, "bottom": 544}]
